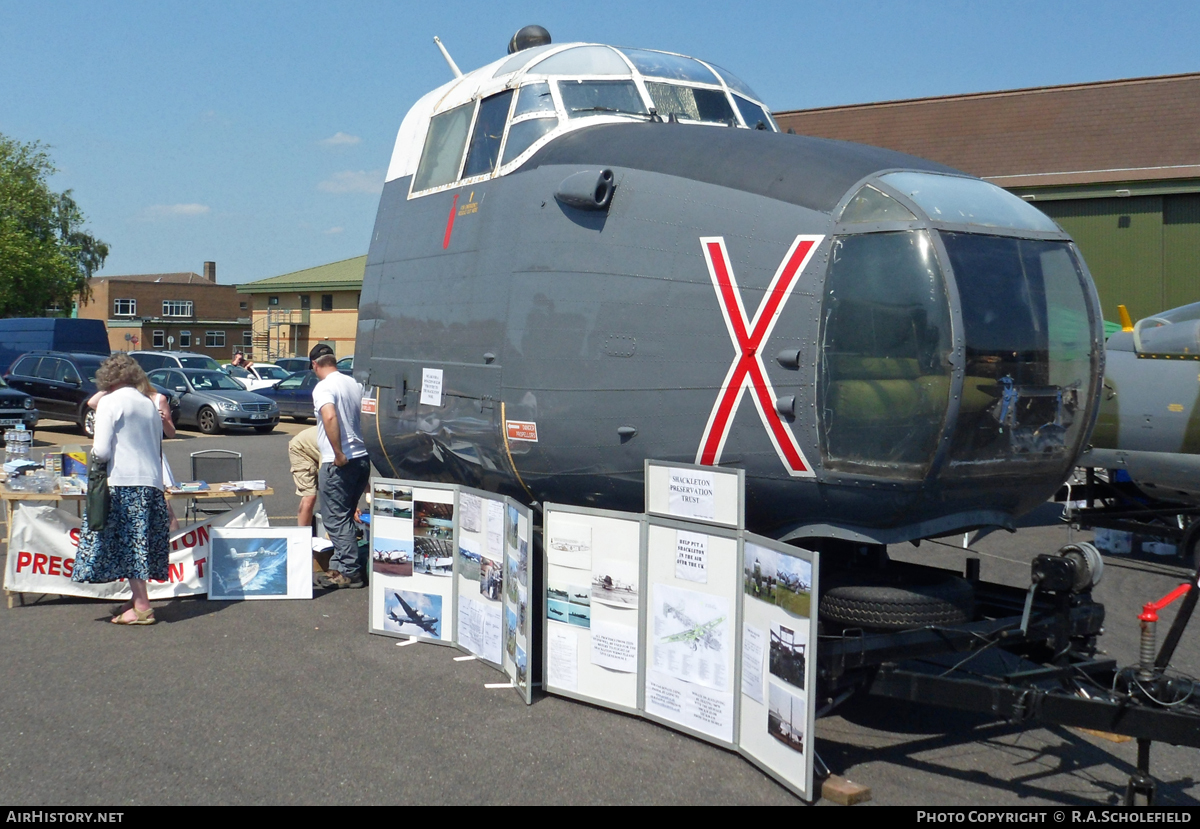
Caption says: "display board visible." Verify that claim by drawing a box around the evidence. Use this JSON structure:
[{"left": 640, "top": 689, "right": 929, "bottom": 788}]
[
  {"left": 737, "top": 532, "right": 818, "bottom": 801},
  {"left": 369, "top": 480, "right": 456, "bottom": 645},
  {"left": 209, "top": 527, "right": 313, "bottom": 600},
  {"left": 368, "top": 478, "right": 534, "bottom": 705},
  {"left": 501, "top": 501, "right": 534, "bottom": 703},
  {"left": 455, "top": 488, "right": 507, "bottom": 667},
  {"left": 542, "top": 504, "right": 643, "bottom": 714},
  {"left": 643, "top": 518, "right": 740, "bottom": 747},
  {"left": 644, "top": 460, "right": 743, "bottom": 530}
]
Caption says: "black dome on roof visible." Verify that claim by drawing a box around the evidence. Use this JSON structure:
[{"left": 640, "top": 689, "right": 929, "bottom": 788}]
[{"left": 508, "top": 25, "right": 551, "bottom": 54}]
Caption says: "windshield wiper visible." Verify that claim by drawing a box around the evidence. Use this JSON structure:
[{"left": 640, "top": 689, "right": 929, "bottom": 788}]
[{"left": 570, "top": 106, "right": 649, "bottom": 119}]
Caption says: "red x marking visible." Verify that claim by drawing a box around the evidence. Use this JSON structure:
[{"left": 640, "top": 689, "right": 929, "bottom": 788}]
[{"left": 696, "top": 235, "right": 823, "bottom": 477}]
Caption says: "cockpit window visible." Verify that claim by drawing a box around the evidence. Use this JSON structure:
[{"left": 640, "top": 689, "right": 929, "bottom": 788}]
[
  {"left": 502, "top": 118, "right": 558, "bottom": 166},
  {"left": 819, "top": 230, "right": 953, "bottom": 479},
  {"left": 880, "top": 172, "right": 1061, "bottom": 232},
  {"left": 645, "top": 83, "right": 735, "bottom": 124},
  {"left": 620, "top": 49, "right": 719, "bottom": 84},
  {"left": 413, "top": 101, "right": 474, "bottom": 192},
  {"left": 493, "top": 43, "right": 558, "bottom": 78},
  {"left": 940, "top": 234, "right": 1095, "bottom": 477},
  {"left": 840, "top": 184, "right": 917, "bottom": 223},
  {"left": 463, "top": 90, "right": 514, "bottom": 179},
  {"left": 531, "top": 45, "right": 630, "bottom": 75},
  {"left": 732, "top": 95, "right": 774, "bottom": 130},
  {"left": 706, "top": 63, "right": 763, "bottom": 102},
  {"left": 514, "top": 82, "right": 556, "bottom": 116},
  {"left": 558, "top": 80, "right": 646, "bottom": 119}
]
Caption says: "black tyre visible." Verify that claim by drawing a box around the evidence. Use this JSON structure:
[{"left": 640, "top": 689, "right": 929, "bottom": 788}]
[
  {"left": 197, "top": 407, "right": 221, "bottom": 435},
  {"left": 820, "top": 574, "right": 975, "bottom": 630},
  {"left": 80, "top": 407, "right": 96, "bottom": 438},
  {"left": 291, "top": 416, "right": 309, "bottom": 423}
]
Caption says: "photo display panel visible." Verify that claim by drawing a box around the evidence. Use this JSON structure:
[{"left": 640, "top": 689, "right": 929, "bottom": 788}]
[
  {"left": 208, "top": 527, "right": 314, "bottom": 600},
  {"left": 501, "top": 499, "right": 534, "bottom": 703},
  {"left": 455, "top": 488, "right": 507, "bottom": 666},
  {"left": 644, "top": 460, "right": 743, "bottom": 530},
  {"left": 643, "top": 519, "right": 739, "bottom": 747},
  {"left": 368, "top": 479, "right": 456, "bottom": 644},
  {"left": 737, "top": 532, "right": 818, "bottom": 800},
  {"left": 543, "top": 504, "right": 643, "bottom": 714}
]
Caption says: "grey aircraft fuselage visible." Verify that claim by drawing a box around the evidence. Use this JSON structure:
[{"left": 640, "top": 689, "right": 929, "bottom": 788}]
[
  {"left": 354, "top": 42, "right": 1105, "bottom": 544},
  {"left": 1081, "top": 303, "right": 1200, "bottom": 503}
]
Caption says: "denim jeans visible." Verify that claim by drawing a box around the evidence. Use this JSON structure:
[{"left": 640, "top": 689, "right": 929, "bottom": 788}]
[{"left": 318, "top": 456, "right": 371, "bottom": 577}]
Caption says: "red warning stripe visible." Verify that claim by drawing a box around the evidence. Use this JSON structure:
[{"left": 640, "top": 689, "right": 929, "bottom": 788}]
[{"left": 443, "top": 194, "right": 459, "bottom": 250}]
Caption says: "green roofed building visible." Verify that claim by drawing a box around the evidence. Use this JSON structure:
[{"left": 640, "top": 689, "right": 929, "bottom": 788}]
[{"left": 237, "top": 255, "right": 365, "bottom": 361}]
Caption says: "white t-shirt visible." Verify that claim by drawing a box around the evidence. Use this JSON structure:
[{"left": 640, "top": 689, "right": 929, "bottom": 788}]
[{"left": 311, "top": 371, "right": 369, "bottom": 464}]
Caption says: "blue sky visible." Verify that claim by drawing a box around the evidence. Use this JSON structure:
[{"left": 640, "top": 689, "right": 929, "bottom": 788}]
[{"left": 3, "top": 1, "right": 1197, "bottom": 284}]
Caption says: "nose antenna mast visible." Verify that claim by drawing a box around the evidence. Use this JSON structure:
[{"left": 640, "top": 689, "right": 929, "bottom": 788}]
[{"left": 433, "top": 36, "right": 462, "bottom": 79}]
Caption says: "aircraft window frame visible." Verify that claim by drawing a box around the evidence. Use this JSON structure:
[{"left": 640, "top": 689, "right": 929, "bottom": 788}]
[
  {"left": 556, "top": 78, "right": 649, "bottom": 120},
  {"left": 410, "top": 46, "right": 782, "bottom": 198},
  {"left": 701, "top": 61, "right": 764, "bottom": 102},
  {"left": 492, "top": 43, "right": 561, "bottom": 78},
  {"left": 879, "top": 172, "right": 1062, "bottom": 234},
  {"left": 528, "top": 45, "right": 633, "bottom": 76},
  {"left": 731, "top": 94, "right": 776, "bottom": 131},
  {"left": 411, "top": 100, "right": 477, "bottom": 195},
  {"left": 500, "top": 116, "right": 560, "bottom": 167},
  {"left": 462, "top": 89, "right": 516, "bottom": 179},
  {"left": 513, "top": 81, "right": 557, "bottom": 117},
  {"left": 618, "top": 48, "right": 721, "bottom": 85},
  {"left": 644, "top": 81, "right": 738, "bottom": 126}
]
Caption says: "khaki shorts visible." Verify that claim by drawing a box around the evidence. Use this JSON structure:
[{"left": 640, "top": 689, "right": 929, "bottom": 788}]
[{"left": 289, "top": 442, "right": 319, "bottom": 498}]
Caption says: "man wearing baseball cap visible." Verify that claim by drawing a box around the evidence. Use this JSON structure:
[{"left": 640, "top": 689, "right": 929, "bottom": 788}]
[{"left": 309, "top": 343, "right": 369, "bottom": 588}]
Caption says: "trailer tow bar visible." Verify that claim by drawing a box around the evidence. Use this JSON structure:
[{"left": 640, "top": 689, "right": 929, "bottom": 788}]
[{"left": 1122, "top": 575, "right": 1199, "bottom": 806}]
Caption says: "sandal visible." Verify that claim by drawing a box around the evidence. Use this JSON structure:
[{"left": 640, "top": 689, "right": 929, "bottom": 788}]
[
  {"left": 111, "top": 607, "right": 156, "bottom": 625},
  {"left": 111, "top": 601, "right": 134, "bottom": 619}
]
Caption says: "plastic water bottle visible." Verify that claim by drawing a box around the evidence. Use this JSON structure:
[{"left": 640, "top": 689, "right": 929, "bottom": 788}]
[{"left": 4, "top": 427, "right": 31, "bottom": 465}]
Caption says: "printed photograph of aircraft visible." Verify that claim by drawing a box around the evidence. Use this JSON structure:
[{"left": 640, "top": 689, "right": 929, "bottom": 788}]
[{"left": 385, "top": 590, "right": 441, "bottom": 637}]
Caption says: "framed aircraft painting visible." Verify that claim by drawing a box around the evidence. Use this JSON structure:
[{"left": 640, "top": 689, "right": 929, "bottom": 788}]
[{"left": 208, "top": 527, "right": 313, "bottom": 601}]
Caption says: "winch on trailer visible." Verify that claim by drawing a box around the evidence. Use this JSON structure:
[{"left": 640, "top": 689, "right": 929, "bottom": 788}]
[{"left": 810, "top": 534, "right": 1200, "bottom": 806}]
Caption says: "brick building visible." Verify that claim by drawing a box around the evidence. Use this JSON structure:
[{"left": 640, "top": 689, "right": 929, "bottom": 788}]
[{"left": 78, "top": 261, "right": 252, "bottom": 357}]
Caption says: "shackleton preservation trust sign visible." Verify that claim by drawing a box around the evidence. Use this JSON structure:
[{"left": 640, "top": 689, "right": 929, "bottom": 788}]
[{"left": 668, "top": 469, "right": 715, "bottom": 521}]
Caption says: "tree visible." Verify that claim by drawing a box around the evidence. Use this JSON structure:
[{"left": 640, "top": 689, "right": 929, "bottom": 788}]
[{"left": 0, "top": 133, "right": 109, "bottom": 317}]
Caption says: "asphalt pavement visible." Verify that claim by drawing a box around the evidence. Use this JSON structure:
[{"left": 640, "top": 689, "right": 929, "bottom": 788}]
[{"left": 1, "top": 421, "right": 1197, "bottom": 805}]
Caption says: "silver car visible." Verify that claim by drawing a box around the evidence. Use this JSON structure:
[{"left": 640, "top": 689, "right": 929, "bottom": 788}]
[{"left": 147, "top": 368, "right": 279, "bottom": 434}]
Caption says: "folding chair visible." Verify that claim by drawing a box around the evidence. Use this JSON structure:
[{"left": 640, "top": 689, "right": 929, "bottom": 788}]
[{"left": 187, "top": 449, "right": 243, "bottom": 524}]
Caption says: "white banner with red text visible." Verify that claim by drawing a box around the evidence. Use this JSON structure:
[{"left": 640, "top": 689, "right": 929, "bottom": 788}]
[{"left": 4, "top": 498, "right": 269, "bottom": 600}]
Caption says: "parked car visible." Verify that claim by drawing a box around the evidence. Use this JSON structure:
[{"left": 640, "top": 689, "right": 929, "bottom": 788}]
[
  {"left": 254, "top": 370, "right": 318, "bottom": 422},
  {"left": 146, "top": 368, "right": 279, "bottom": 434},
  {"left": 337, "top": 356, "right": 354, "bottom": 371},
  {"left": 5, "top": 351, "right": 180, "bottom": 437},
  {"left": 0, "top": 375, "right": 39, "bottom": 437},
  {"left": 274, "top": 357, "right": 311, "bottom": 374},
  {"left": 224, "top": 362, "right": 292, "bottom": 391},
  {"left": 130, "top": 350, "right": 222, "bottom": 373}
]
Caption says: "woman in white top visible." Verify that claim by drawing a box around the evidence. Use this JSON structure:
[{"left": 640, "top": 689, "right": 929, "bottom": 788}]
[{"left": 71, "top": 355, "right": 171, "bottom": 625}]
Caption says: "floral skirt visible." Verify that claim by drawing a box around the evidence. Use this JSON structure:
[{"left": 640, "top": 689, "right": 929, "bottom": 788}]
[{"left": 72, "top": 486, "right": 170, "bottom": 583}]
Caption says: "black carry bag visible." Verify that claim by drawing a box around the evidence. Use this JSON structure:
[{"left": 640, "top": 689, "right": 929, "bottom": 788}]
[{"left": 85, "top": 453, "right": 110, "bottom": 532}]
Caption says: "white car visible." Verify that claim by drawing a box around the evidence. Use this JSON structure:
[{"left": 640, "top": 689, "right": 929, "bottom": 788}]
[{"left": 225, "top": 363, "right": 292, "bottom": 391}]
